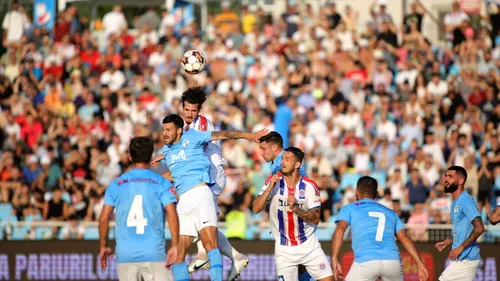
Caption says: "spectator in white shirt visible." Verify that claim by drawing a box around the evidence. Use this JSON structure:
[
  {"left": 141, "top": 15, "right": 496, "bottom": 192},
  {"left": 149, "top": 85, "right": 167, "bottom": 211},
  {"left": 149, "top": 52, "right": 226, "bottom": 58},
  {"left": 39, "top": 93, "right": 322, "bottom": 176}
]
[
  {"left": 62, "top": 215, "right": 84, "bottom": 240},
  {"left": 422, "top": 132, "right": 445, "bottom": 168},
  {"left": 100, "top": 63, "right": 125, "bottom": 93},
  {"left": 2, "top": 1, "right": 30, "bottom": 46},
  {"left": 426, "top": 73, "right": 448, "bottom": 99},
  {"left": 395, "top": 61, "right": 419, "bottom": 90},
  {"left": 419, "top": 154, "right": 440, "bottom": 187},
  {"left": 96, "top": 154, "right": 121, "bottom": 187},
  {"left": 376, "top": 111, "right": 397, "bottom": 142},
  {"left": 102, "top": 6, "right": 128, "bottom": 38},
  {"left": 113, "top": 112, "right": 133, "bottom": 145},
  {"left": 444, "top": 2, "right": 469, "bottom": 36}
]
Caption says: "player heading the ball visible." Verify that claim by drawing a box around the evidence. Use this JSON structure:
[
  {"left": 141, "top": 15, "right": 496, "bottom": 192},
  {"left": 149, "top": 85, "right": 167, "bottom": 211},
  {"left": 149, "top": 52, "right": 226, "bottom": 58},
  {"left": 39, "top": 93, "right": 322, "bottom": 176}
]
[{"left": 152, "top": 114, "right": 269, "bottom": 281}]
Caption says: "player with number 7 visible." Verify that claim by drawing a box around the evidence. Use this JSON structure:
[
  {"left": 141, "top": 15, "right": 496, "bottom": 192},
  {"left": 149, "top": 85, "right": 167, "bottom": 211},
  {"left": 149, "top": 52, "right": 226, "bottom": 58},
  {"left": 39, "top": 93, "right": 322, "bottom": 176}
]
[{"left": 331, "top": 176, "right": 429, "bottom": 281}]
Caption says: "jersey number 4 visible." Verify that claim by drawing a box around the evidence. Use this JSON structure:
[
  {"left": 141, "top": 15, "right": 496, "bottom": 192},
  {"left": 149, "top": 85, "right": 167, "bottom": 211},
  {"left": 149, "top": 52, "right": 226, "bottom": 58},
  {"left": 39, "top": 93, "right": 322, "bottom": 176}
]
[
  {"left": 368, "top": 212, "right": 386, "bottom": 242},
  {"left": 127, "top": 195, "right": 148, "bottom": 234}
]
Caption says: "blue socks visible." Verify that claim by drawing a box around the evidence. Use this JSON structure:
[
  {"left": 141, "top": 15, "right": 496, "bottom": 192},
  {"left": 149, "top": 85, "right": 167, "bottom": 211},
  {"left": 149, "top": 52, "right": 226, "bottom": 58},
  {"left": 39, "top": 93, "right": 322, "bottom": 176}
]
[
  {"left": 208, "top": 249, "right": 223, "bottom": 281},
  {"left": 172, "top": 262, "right": 189, "bottom": 281}
]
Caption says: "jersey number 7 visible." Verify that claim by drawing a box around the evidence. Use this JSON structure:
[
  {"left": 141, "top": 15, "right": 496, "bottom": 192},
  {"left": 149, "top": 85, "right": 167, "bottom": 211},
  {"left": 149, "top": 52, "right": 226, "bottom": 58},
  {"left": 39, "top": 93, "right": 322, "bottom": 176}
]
[
  {"left": 127, "top": 195, "right": 148, "bottom": 234},
  {"left": 368, "top": 212, "right": 386, "bottom": 242}
]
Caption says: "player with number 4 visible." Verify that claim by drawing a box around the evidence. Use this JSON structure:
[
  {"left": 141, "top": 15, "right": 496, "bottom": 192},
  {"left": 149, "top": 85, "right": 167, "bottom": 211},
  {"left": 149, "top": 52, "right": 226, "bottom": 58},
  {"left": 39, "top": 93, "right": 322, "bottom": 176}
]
[
  {"left": 331, "top": 176, "right": 429, "bottom": 281},
  {"left": 99, "top": 137, "right": 179, "bottom": 281}
]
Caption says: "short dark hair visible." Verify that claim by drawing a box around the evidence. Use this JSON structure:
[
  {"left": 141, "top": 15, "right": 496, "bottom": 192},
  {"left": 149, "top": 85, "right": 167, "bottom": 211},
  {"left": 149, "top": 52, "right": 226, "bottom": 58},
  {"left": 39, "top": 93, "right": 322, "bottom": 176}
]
[
  {"left": 447, "top": 165, "right": 468, "bottom": 182},
  {"left": 181, "top": 86, "right": 207, "bottom": 110},
  {"left": 356, "top": 176, "right": 378, "bottom": 198},
  {"left": 162, "top": 114, "right": 184, "bottom": 129},
  {"left": 284, "top": 147, "right": 305, "bottom": 163},
  {"left": 258, "top": 131, "right": 283, "bottom": 148},
  {"left": 129, "top": 137, "right": 154, "bottom": 164}
]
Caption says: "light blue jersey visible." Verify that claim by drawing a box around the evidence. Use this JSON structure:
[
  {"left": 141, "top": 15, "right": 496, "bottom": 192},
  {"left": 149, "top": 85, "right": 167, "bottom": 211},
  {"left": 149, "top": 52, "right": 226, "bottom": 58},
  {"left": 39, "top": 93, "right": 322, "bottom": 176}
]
[
  {"left": 336, "top": 199, "right": 405, "bottom": 263},
  {"left": 104, "top": 168, "right": 177, "bottom": 264},
  {"left": 450, "top": 192, "right": 481, "bottom": 261},
  {"left": 272, "top": 150, "right": 306, "bottom": 176},
  {"left": 161, "top": 130, "right": 213, "bottom": 195}
]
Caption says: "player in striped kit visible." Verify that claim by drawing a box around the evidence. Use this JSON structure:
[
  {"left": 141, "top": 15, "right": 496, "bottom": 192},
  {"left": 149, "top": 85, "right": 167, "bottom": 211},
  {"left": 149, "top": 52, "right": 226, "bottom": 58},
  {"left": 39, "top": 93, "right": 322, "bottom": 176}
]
[
  {"left": 253, "top": 147, "right": 334, "bottom": 281},
  {"left": 181, "top": 87, "right": 249, "bottom": 280}
]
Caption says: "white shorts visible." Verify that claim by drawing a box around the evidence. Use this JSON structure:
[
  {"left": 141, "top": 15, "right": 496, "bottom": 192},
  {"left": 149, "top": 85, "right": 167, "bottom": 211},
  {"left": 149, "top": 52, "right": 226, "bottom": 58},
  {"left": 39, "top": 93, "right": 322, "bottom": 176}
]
[
  {"left": 345, "top": 260, "right": 403, "bottom": 281},
  {"left": 177, "top": 185, "right": 218, "bottom": 237},
  {"left": 275, "top": 240, "right": 333, "bottom": 281},
  {"left": 439, "top": 260, "right": 480, "bottom": 281},
  {"left": 117, "top": 262, "right": 173, "bottom": 281}
]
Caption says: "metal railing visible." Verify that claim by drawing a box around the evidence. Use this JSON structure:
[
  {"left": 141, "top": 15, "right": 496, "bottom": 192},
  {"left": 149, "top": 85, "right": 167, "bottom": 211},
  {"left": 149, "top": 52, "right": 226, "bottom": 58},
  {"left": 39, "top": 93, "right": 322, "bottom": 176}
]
[{"left": 2, "top": 221, "right": 499, "bottom": 243}]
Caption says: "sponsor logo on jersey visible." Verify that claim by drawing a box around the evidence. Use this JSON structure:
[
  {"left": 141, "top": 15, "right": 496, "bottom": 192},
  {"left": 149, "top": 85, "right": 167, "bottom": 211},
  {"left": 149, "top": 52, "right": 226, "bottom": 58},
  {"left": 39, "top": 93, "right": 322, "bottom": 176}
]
[
  {"left": 299, "top": 189, "right": 305, "bottom": 199},
  {"left": 170, "top": 150, "right": 186, "bottom": 163}
]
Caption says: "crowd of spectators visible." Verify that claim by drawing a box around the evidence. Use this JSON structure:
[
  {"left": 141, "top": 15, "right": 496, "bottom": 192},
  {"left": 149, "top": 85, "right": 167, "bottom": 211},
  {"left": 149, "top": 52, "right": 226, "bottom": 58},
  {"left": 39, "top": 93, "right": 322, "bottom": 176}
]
[{"left": 1, "top": 0, "right": 500, "bottom": 240}]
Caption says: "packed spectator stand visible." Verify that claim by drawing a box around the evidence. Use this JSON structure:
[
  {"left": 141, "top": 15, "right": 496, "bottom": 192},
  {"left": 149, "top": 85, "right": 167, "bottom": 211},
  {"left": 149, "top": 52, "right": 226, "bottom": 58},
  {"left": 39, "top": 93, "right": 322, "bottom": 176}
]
[{"left": 0, "top": 0, "right": 500, "bottom": 243}]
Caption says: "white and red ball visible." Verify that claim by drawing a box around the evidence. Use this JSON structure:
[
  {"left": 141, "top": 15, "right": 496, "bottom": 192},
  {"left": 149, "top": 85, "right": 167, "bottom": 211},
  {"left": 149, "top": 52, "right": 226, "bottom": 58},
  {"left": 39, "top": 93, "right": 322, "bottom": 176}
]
[{"left": 181, "top": 50, "right": 206, "bottom": 75}]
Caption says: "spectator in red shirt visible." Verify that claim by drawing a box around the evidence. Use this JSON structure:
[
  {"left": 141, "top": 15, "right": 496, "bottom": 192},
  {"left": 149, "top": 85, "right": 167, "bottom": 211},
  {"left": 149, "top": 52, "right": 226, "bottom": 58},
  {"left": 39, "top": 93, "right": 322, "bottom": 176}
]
[{"left": 20, "top": 114, "right": 43, "bottom": 149}]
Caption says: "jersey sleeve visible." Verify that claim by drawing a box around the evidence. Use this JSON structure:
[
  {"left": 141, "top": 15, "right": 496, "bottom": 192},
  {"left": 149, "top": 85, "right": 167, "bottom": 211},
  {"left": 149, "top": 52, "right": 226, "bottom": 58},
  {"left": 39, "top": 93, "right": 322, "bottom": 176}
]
[
  {"left": 258, "top": 176, "right": 278, "bottom": 201},
  {"left": 335, "top": 205, "right": 351, "bottom": 225},
  {"left": 103, "top": 181, "right": 117, "bottom": 207},
  {"left": 462, "top": 195, "right": 481, "bottom": 223},
  {"left": 160, "top": 178, "right": 177, "bottom": 207},
  {"left": 395, "top": 215, "right": 406, "bottom": 233},
  {"left": 305, "top": 180, "right": 321, "bottom": 210}
]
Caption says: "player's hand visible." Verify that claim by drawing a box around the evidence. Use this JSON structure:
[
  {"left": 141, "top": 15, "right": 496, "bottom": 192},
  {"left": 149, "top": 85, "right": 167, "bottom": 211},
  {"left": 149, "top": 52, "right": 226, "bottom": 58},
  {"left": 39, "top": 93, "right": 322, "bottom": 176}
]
[
  {"left": 99, "top": 247, "right": 114, "bottom": 270},
  {"left": 287, "top": 195, "right": 296, "bottom": 210},
  {"left": 331, "top": 258, "right": 343, "bottom": 281},
  {"left": 165, "top": 246, "right": 178, "bottom": 268},
  {"left": 448, "top": 245, "right": 464, "bottom": 261},
  {"left": 250, "top": 129, "right": 270, "bottom": 143},
  {"left": 417, "top": 264, "right": 429, "bottom": 281},
  {"left": 269, "top": 174, "right": 280, "bottom": 187},
  {"left": 435, "top": 240, "right": 449, "bottom": 252},
  {"left": 151, "top": 154, "right": 164, "bottom": 164}
]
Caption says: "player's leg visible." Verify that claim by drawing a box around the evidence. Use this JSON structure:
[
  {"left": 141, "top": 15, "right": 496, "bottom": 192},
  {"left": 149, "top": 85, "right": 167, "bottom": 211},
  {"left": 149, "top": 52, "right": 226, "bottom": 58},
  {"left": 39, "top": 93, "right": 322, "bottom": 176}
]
[
  {"left": 301, "top": 247, "right": 333, "bottom": 281},
  {"left": 379, "top": 260, "right": 403, "bottom": 281},
  {"left": 344, "top": 260, "right": 382, "bottom": 281},
  {"left": 197, "top": 186, "right": 223, "bottom": 281},
  {"left": 173, "top": 193, "right": 197, "bottom": 281},
  {"left": 275, "top": 252, "right": 299, "bottom": 281},
  {"left": 438, "top": 260, "right": 480, "bottom": 281}
]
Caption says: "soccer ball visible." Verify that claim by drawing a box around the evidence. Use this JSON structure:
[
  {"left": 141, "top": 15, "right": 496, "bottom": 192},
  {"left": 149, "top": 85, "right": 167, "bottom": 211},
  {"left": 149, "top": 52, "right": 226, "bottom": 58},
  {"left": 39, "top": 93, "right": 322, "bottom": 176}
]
[{"left": 181, "top": 50, "right": 206, "bottom": 75}]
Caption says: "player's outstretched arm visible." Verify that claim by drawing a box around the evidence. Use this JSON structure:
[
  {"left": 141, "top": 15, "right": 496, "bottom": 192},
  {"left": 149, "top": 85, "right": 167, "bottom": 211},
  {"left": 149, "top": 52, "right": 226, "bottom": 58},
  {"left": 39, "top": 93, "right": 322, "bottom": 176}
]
[
  {"left": 331, "top": 220, "right": 348, "bottom": 281},
  {"left": 151, "top": 153, "right": 164, "bottom": 164},
  {"left": 98, "top": 205, "right": 115, "bottom": 270},
  {"left": 435, "top": 235, "right": 453, "bottom": 252},
  {"left": 253, "top": 175, "right": 279, "bottom": 213},
  {"left": 489, "top": 206, "right": 500, "bottom": 225},
  {"left": 211, "top": 129, "right": 269, "bottom": 142},
  {"left": 165, "top": 203, "right": 179, "bottom": 267},
  {"left": 396, "top": 229, "right": 429, "bottom": 281},
  {"left": 449, "top": 216, "right": 485, "bottom": 260}
]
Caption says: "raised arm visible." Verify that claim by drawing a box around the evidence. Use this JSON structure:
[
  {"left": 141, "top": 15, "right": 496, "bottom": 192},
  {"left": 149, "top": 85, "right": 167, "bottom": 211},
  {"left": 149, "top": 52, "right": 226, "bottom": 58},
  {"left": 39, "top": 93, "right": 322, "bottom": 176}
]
[
  {"left": 489, "top": 206, "right": 500, "bottom": 225},
  {"left": 397, "top": 229, "right": 429, "bottom": 281},
  {"left": 211, "top": 129, "right": 269, "bottom": 142},
  {"left": 252, "top": 174, "right": 279, "bottom": 214}
]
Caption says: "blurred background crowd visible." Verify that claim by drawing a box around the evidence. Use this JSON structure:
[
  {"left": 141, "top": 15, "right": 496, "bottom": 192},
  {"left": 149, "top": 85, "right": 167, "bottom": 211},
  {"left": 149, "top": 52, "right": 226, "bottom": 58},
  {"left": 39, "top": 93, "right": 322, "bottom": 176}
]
[{"left": 0, "top": 0, "right": 500, "bottom": 241}]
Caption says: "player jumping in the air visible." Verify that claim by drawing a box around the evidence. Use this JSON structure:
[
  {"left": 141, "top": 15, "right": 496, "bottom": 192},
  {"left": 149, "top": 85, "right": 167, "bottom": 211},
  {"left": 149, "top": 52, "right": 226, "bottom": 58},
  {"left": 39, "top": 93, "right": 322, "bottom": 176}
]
[
  {"left": 99, "top": 137, "right": 179, "bottom": 281},
  {"left": 331, "top": 176, "right": 428, "bottom": 281},
  {"left": 435, "top": 166, "right": 485, "bottom": 281},
  {"left": 253, "top": 147, "right": 334, "bottom": 281},
  {"left": 153, "top": 114, "right": 268, "bottom": 281},
  {"left": 180, "top": 87, "right": 249, "bottom": 280}
]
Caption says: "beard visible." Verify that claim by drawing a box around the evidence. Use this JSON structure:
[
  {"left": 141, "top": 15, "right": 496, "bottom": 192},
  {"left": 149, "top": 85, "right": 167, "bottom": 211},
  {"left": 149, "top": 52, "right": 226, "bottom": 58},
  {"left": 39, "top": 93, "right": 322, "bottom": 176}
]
[{"left": 444, "top": 182, "right": 459, "bottom": 193}]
